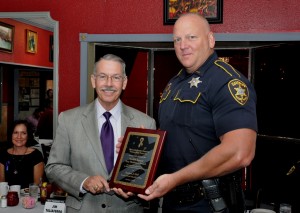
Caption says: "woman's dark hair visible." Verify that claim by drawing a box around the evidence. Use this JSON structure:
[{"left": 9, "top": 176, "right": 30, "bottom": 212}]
[{"left": 8, "top": 120, "right": 37, "bottom": 147}]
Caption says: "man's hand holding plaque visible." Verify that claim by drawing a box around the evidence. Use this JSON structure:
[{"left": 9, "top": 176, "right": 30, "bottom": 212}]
[{"left": 109, "top": 127, "right": 166, "bottom": 194}]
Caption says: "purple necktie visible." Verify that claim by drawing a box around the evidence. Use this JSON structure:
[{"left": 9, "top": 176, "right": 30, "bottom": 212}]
[{"left": 100, "top": 112, "right": 114, "bottom": 174}]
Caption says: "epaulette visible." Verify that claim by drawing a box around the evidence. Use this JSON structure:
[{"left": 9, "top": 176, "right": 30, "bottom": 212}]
[{"left": 214, "top": 59, "right": 241, "bottom": 78}]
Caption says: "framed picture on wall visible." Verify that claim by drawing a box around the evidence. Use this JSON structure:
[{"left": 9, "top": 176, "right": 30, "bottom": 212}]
[
  {"left": 0, "top": 21, "right": 15, "bottom": 53},
  {"left": 164, "top": 0, "right": 223, "bottom": 25},
  {"left": 26, "top": 29, "right": 38, "bottom": 54}
]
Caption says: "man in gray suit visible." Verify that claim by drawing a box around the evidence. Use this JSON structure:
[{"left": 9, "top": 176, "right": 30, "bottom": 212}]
[{"left": 45, "top": 54, "right": 156, "bottom": 213}]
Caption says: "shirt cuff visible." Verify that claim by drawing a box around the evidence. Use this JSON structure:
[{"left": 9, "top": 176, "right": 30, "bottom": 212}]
[{"left": 80, "top": 177, "right": 89, "bottom": 193}]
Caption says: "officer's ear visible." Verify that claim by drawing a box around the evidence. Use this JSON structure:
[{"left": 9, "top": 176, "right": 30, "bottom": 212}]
[{"left": 208, "top": 31, "right": 215, "bottom": 49}]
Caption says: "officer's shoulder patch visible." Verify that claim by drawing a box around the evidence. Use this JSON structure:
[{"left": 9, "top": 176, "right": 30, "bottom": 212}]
[{"left": 228, "top": 79, "right": 249, "bottom": 105}]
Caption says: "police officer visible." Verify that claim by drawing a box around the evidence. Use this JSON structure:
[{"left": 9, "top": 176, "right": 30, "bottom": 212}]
[{"left": 137, "top": 13, "right": 257, "bottom": 212}]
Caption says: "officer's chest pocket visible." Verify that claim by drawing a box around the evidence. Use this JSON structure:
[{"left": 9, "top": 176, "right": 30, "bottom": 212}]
[
  {"left": 174, "top": 89, "right": 201, "bottom": 103},
  {"left": 171, "top": 88, "right": 204, "bottom": 126}
]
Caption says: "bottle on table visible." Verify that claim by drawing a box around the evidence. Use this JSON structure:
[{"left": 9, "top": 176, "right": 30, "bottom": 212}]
[
  {"left": 40, "top": 182, "right": 48, "bottom": 205},
  {"left": 0, "top": 195, "right": 7, "bottom": 208}
]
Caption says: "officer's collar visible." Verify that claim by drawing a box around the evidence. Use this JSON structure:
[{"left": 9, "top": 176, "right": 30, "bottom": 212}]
[{"left": 199, "top": 51, "right": 218, "bottom": 74}]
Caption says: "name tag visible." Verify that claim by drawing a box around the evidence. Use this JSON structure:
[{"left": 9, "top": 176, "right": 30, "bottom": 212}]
[{"left": 43, "top": 199, "right": 66, "bottom": 213}]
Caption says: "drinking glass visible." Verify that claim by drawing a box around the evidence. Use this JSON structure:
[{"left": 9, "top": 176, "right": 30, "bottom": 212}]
[
  {"left": 279, "top": 203, "right": 292, "bottom": 213},
  {"left": 0, "top": 182, "right": 9, "bottom": 196},
  {"left": 29, "top": 183, "right": 39, "bottom": 202},
  {"left": 9, "top": 185, "right": 21, "bottom": 198}
]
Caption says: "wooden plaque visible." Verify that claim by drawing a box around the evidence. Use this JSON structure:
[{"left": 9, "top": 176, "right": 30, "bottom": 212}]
[{"left": 109, "top": 127, "right": 166, "bottom": 194}]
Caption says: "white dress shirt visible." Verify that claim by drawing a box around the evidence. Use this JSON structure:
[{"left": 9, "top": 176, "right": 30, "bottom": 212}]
[{"left": 96, "top": 99, "right": 122, "bottom": 164}]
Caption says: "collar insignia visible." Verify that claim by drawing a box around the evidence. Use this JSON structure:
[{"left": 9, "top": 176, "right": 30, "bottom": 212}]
[
  {"left": 188, "top": 77, "right": 202, "bottom": 88},
  {"left": 228, "top": 79, "right": 249, "bottom": 105}
]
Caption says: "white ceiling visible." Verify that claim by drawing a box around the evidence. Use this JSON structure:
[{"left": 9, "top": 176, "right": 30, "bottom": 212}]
[{"left": 13, "top": 17, "right": 54, "bottom": 31}]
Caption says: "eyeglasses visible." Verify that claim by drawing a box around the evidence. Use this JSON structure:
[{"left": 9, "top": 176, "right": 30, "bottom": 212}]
[{"left": 93, "top": 74, "right": 126, "bottom": 82}]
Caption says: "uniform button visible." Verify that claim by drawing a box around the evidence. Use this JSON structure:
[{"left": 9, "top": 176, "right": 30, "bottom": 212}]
[{"left": 101, "top": 204, "right": 106, "bottom": 208}]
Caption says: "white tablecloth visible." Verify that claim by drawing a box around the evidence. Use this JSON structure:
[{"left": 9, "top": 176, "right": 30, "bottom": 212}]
[{"left": 1, "top": 197, "right": 45, "bottom": 213}]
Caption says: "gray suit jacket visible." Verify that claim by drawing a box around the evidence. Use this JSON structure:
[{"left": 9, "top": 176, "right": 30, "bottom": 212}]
[{"left": 45, "top": 100, "right": 156, "bottom": 213}]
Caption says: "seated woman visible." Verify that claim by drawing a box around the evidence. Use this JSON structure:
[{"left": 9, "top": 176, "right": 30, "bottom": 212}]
[{"left": 0, "top": 120, "right": 45, "bottom": 189}]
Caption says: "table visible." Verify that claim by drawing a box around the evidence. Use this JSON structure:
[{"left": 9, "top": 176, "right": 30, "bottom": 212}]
[{"left": 1, "top": 197, "right": 45, "bottom": 213}]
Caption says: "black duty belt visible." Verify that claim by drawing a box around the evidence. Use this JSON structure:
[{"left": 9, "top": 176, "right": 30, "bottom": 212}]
[{"left": 168, "top": 182, "right": 205, "bottom": 205}]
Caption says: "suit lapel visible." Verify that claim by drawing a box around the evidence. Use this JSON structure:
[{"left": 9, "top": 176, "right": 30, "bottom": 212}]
[
  {"left": 120, "top": 104, "right": 134, "bottom": 135},
  {"left": 81, "top": 101, "right": 106, "bottom": 168}
]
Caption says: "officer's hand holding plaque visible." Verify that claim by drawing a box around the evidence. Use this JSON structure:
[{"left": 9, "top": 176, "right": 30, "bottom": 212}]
[{"left": 109, "top": 127, "right": 166, "bottom": 194}]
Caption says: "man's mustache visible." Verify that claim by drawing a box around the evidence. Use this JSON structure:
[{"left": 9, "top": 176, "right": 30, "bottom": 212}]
[{"left": 101, "top": 87, "right": 117, "bottom": 92}]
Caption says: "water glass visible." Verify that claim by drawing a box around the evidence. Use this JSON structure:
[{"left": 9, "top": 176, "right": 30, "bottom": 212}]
[
  {"left": 0, "top": 182, "right": 9, "bottom": 196},
  {"left": 9, "top": 185, "right": 21, "bottom": 198},
  {"left": 279, "top": 203, "right": 292, "bottom": 213},
  {"left": 29, "top": 183, "right": 39, "bottom": 202}
]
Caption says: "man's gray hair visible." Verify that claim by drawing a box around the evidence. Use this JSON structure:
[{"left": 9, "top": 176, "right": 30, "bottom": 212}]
[{"left": 93, "top": 54, "right": 126, "bottom": 76}]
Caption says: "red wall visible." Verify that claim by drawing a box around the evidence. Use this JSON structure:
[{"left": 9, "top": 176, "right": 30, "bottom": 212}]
[
  {"left": 1, "top": 0, "right": 300, "bottom": 112},
  {"left": 0, "top": 18, "right": 53, "bottom": 68}
]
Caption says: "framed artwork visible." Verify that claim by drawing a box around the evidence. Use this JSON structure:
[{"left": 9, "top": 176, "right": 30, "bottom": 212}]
[
  {"left": 164, "top": 0, "right": 223, "bottom": 25},
  {"left": 26, "top": 29, "right": 38, "bottom": 54},
  {"left": 0, "top": 21, "right": 15, "bottom": 53}
]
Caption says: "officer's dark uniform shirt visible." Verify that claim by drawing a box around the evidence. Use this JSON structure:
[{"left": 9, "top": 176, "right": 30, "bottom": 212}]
[{"left": 158, "top": 51, "right": 257, "bottom": 175}]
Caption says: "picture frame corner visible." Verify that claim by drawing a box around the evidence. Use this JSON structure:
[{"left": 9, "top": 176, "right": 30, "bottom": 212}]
[{"left": 163, "top": 0, "right": 223, "bottom": 25}]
